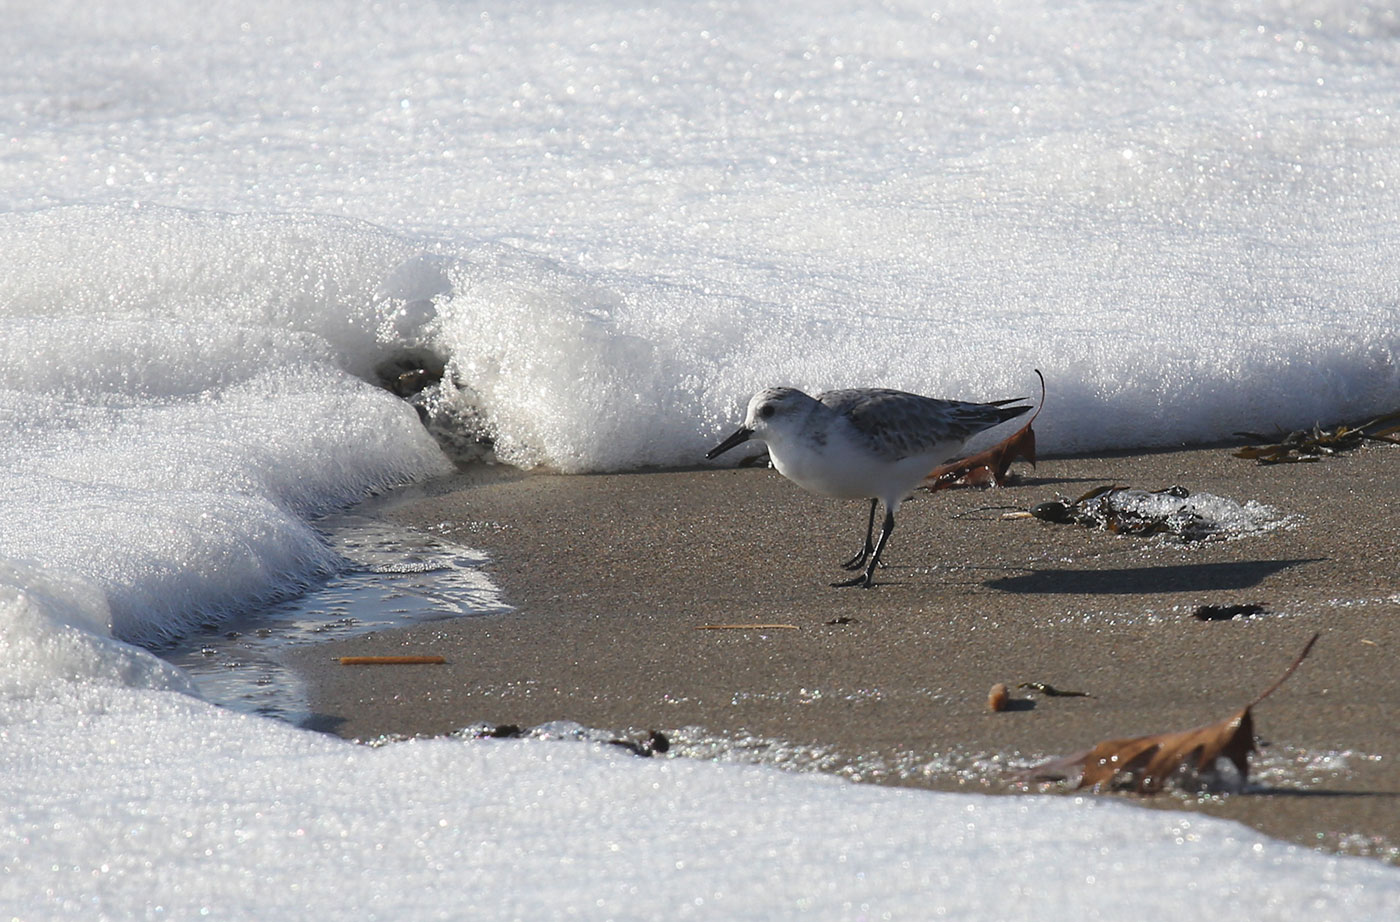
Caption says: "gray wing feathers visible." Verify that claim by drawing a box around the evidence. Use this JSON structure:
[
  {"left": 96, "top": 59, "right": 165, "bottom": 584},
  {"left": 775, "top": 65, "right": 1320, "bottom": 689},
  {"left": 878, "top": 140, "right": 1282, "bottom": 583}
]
[{"left": 819, "top": 388, "right": 1030, "bottom": 461}]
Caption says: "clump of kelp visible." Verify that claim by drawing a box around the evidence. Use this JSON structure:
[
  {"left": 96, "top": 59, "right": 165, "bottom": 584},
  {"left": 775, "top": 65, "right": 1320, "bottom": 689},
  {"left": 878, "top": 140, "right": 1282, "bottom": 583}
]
[
  {"left": 1024, "top": 485, "right": 1275, "bottom": 542},
  {"left": 1233, "top": 411, "right": 1400, "bottom": 464}
]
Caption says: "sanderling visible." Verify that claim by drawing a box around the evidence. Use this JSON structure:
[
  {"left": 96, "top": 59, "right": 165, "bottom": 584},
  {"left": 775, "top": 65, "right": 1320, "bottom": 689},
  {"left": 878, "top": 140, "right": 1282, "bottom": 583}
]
[{"left": 707, "top": 386, "right": 1033, "bottom": 587}]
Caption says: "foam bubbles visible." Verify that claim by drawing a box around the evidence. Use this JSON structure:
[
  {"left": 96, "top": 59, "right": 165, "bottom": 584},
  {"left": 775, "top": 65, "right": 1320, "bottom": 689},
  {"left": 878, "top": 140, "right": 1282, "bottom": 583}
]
[
  {"left": 0, "top": 208, "right": 454, "bottom": 648},
  {"left": 2, "top": 1, "right": 1400, "bottom": 915},
  {"left": 5, "top": 2, "right": 1400, "bottom": 471},
  {"left": 0, "top": 560, "right": 192, "bottom": 695},
  {"left": 1, "top": 689, "right": 1398, "bottom": 920}
]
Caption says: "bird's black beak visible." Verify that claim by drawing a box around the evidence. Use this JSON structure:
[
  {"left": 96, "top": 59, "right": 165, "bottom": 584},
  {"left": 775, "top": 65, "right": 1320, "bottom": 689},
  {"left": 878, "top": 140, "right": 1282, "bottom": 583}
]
[{"left": 706, "top": 426, "right": 754, "bottom": 460}]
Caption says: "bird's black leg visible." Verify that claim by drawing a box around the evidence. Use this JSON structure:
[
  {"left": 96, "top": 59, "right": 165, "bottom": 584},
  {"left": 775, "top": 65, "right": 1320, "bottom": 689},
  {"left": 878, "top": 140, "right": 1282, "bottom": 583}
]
[
  {"left": 839, "top": 498, "right": 879, "bottom": 570},
  {"left": 831, "top": 506, "right": 895, "bottom": 588}
]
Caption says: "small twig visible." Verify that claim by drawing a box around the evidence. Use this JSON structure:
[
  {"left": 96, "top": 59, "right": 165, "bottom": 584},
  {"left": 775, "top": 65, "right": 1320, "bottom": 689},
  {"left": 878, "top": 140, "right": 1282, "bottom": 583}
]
[
  {"left": 952, "top": 505, "right": 1027, "bottom": 519},
  {"left": 338, "top": 655, "right": 446, "bottom": 665},
  {"left": 696, "top": 623, "right": 799, "bottom": 631}
]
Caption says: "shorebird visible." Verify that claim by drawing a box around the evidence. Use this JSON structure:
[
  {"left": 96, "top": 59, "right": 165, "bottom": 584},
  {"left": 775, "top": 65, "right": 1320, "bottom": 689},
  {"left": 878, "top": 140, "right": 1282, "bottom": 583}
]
[{"left": 707, "top": 386, "right": 1032, "bottom": 587}]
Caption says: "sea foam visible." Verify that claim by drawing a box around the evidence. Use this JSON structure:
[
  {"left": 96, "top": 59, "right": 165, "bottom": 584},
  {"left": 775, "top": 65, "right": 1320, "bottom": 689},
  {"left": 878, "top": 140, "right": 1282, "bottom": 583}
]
[
  {"left": 5, "top": 0, "right": 1399, "bottom": 472},
  {"left": 2, "top": 0, "right": 1400, "bottom": 915},
  {"left": 0, "top": 208, "right": 452, "bottom": 646},
  {"left": 2, "top": 678, "right": 1399, "bottom": 920}
]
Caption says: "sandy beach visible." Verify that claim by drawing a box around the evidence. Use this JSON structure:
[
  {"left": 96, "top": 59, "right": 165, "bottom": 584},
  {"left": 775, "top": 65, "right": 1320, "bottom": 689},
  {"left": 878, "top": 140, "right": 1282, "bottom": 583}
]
[{"left": 290, "top": 442, "right": 1399, "bottom": 860}]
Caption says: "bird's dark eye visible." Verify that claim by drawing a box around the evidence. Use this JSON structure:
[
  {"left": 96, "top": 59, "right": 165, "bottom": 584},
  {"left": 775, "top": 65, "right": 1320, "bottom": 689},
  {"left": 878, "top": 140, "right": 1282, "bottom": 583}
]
[{"left": 758, "top": 404, "right": 775, "bottom": 419}]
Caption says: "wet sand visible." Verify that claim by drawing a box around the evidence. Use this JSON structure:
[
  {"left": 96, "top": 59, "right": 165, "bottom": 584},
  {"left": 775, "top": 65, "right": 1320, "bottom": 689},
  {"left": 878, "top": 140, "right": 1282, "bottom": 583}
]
[{"left": 289, "top": 443, "right": 1400, "bottom": 860}]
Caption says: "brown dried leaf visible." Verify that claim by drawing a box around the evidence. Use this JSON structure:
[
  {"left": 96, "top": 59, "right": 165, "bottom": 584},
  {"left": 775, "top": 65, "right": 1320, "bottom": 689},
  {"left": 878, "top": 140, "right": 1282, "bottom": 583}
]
[
  {"left": 924, "top": 370, "right": 1045, "bottom": 492},
  {"left": 1023, "top": 633, "right": 1318, "bottom": 794},
  {"left": 1072, "top": 712, "right": 1256, "bottom": 793}
]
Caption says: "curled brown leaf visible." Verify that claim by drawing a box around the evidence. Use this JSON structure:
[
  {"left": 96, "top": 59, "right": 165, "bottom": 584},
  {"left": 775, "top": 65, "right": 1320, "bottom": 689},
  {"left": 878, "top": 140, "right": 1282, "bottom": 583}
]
[{"left": 1022, "top": 633, "right": 1319, "bottom": 794}]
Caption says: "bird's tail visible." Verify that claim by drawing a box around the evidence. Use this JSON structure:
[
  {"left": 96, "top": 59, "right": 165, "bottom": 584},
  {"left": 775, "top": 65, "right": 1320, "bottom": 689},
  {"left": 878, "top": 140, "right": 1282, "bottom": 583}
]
[
  {"left": 922, "top": 370, "right": 1045, "bottom": 489},
  {"left": 990, "top": 400, "right": 1033, "bottom": 423}
]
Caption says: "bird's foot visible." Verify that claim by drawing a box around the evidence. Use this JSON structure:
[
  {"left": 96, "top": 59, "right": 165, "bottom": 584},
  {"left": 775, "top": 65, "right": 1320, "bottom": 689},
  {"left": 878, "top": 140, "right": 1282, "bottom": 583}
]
[
  {"left": 830, "top": 571, "right": 875, "bottom": 589},
  {"left": 840, "top": 549, "right": 888, "bottom": 571}
]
